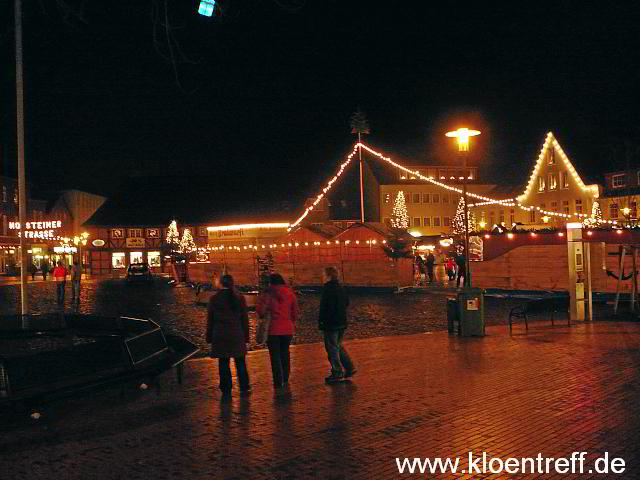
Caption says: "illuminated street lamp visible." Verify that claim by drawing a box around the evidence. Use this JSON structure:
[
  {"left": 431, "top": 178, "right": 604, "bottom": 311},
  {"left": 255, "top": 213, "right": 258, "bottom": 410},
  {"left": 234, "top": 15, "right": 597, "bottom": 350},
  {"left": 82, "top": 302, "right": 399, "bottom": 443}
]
[{"left": 446, "top": 127, "right": 481, "bottom": 288}]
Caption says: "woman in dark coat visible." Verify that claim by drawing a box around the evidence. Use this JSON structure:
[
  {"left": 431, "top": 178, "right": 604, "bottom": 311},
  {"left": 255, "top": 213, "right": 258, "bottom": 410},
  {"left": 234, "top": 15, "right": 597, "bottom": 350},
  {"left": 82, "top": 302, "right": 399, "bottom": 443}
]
[{"left": 206, "top": 274, "right": 251, "bottom": 396}]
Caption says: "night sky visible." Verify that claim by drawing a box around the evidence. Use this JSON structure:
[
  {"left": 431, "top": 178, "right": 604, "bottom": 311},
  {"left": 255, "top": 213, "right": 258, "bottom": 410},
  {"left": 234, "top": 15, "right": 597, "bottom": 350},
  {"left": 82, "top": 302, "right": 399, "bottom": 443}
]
[{"left": 1, "top": 1, "right": 640, "bottom": 206}]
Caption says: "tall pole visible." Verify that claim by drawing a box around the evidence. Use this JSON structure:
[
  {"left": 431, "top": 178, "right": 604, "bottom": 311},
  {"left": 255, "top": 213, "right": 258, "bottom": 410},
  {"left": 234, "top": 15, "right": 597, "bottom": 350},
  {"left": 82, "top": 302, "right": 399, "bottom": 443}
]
[
  {"left": 15, "top": 0, "right": 29, "bottom": 314},
  {"left": 358, "top": 132, "right": 365, "bottom": 223},
  {"left": 462, "top": 152, "right": 471, "bottom": 288}
]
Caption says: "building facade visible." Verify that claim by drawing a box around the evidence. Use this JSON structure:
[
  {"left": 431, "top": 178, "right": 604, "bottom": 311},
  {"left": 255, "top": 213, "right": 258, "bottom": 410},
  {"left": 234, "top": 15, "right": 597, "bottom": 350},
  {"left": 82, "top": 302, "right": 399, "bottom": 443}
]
[{"left": 599, "top": 169, "right": 639, "bottom": 226}]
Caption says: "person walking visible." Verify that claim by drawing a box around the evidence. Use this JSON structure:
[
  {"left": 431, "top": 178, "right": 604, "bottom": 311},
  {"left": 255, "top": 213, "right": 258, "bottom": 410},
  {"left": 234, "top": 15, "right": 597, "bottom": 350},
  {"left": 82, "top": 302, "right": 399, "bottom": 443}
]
[
  {"left": 71, "top": 261, "right": 82, "bottom": 304},
  {"left": 29, "top": 262, "right": 37, "bottom": 281},
  {"left": 319, "top": 266, "right": 356, "bottom": 384},
  {"left": 256, "top": 273, "right": 299, "bottom": 389},
  {"left": 445, "top": 256, "right": 456, "bottom": 281},
  {"left": 206, "top": 274, "right": 251, "bottom": 397},
  {"left": 455, "top": 252, "right": 466, "bottom": 288},
  {"left": 41, "top": 260, "right": 49, "bottom": 280},
  {"left": 53, "top": 261, "right": 67, "bottom": 305},
  {"left": 426, "top": 251, "right": 435, "bottom": 284}
]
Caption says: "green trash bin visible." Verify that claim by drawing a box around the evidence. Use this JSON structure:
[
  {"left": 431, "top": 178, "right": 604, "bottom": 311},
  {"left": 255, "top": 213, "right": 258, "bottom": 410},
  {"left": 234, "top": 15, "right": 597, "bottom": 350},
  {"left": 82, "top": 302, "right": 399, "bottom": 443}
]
[{"left": 456, "top": 288, "right": 485, "bottom": 336}]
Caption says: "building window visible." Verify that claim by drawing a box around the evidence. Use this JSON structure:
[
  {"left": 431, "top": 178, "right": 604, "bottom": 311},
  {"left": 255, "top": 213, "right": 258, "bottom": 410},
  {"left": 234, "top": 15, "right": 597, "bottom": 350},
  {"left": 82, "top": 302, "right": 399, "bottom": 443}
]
[
  {"left": 413, "top": 217, "right": 421, "bottom": 227},
  {"left": 112, "top": 252, "right": 126, "bottom": 269},
  {"left": 407, "top": 218, "right": 411, "bottom": 227},
  {"left": 198, "top": 227, "right": 207, "bottom": 237},
  {"left": 610, "top": 203, "right": 619, "bottom": 219},
  {"left": 529, "top": 209, "right": 536, "bottom": 223},
  {"left": 130, "top": 251, "right": 144, "bottom": 264},
  {"left": 148, "top": 251, "right": 161, "bottom": 267},
  {"left": 561, "top": 171, "right": 569, "bottom": 189},
  {"left": 499, "top": 210, "right": 505, "bottom": 223},
  {"left": 413, "top": 193, "right": 421, "bottom": 204},
  {"left": 2, "top": 186, "right": 6, "bottom": 202},
  {"left": 611, "top": 174, "right": 625, "bottom": 188},
  {"left": 147, "top": 228, "right": 159, "bottom": 238},
  {"left": 422, "top": 193, "right": 430, "bottom": 203},
  {"left": 489, "top": 211, "right": 495, "bottom": 226},
  {"left": 538, "top": 176, "right": 546, "bottom": 192},
  {"left": 433, "top": 194, "right": 440, "bottom": 204},
  {"left": 510, "top": 209, "right": 515, "bottom": 225},
  {"left": 112, "top": 228, "right": 124, "bottom": 238},
  {"left": 129, "top": 228, "right": 143, "bottom": 238},
  {"left": 405, "top": 192, "right": 412, "bottom": 204},
  {"left": 548, "top": 173, "right": 558, "bottom": 190},
  {"left": 575, "top": 199, "right": 583, "bottom": 214},
  {"left": 423, "top": 217, "right": 431, "bottom": 227},
  {"left": 442, "top": 193, "right": 449, "bottom": 204},
  {"left": 443, "top": 216, "right": 450, "bottom": 227},
  {"left": 427, "top": 169, "right": 436, "bottom": 179},
  {"left": 631, "top": 201, "right": 637, "bottom": 219},
  {"left": 548, "top": 147, "right": 555, "bottom": 164},
  {"left": 433, "top": 217, "right": 441, "bottom": 227},
  {"left": 438, "top": 169, "right": 447, "bottom": 180}
]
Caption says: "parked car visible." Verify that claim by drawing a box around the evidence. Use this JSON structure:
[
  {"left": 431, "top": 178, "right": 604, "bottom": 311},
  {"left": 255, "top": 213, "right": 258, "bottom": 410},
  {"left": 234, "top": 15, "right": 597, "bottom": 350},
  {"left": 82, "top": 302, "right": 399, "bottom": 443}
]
[{"left": 126, "top": 263, "right": 152, "bottom": 283}]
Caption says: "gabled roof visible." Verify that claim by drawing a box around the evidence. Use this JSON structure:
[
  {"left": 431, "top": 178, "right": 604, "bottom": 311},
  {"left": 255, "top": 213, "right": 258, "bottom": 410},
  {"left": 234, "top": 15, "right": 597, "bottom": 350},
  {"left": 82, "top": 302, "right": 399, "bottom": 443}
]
[{"left": 517, "top": 132, "right": 599, "bottom": 202}]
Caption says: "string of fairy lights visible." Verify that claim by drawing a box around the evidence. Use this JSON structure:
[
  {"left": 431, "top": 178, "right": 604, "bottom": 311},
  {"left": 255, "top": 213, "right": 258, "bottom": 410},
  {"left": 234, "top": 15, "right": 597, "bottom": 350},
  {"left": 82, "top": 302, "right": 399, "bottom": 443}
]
[
  {"left": 197, "top": 238, "right": 387, "bottom": 252},
  {"left": 287, "top": 137, "right": 618, "bottom": 229}
]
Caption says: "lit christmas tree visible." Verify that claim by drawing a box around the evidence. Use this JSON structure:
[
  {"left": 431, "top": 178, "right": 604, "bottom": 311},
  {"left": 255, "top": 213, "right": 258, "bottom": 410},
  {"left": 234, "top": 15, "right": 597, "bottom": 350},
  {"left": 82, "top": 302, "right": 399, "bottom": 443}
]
[
  {"left": 390, "top": 191, "right": 409, "bottom": 229},
  {"left": 583, "top": 201, "right": 603, "bottom": 227},
  {"left": 179, "top": 228, "right": 196, "bottom": 254},
  {"left": 165, "top": 220, "right": 180, "bottom": 252},
  {"left": 452, "top": 197, "right": 475, "bottom": 234}
]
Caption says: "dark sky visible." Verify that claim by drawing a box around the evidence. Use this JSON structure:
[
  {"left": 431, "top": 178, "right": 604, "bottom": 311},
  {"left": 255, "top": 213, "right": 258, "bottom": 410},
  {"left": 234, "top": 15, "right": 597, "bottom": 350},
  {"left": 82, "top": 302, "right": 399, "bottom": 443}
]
[{"left": 2, "top": 1, "right": 640, "bottom": 204}]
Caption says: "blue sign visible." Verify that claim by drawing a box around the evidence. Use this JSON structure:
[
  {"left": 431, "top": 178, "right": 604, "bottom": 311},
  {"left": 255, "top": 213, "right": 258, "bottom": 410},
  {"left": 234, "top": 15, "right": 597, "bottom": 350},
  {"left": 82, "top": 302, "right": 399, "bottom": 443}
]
[{"left": 198, "top": 0, "right": 216, "bottom": 17}]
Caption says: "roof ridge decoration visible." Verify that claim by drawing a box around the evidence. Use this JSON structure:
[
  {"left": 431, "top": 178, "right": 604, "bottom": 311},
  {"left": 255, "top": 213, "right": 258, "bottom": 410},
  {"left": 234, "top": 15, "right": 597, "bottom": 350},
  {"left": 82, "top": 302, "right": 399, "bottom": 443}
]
[{"left": 517, "top": 131, "right": 599, "bottom": 202}]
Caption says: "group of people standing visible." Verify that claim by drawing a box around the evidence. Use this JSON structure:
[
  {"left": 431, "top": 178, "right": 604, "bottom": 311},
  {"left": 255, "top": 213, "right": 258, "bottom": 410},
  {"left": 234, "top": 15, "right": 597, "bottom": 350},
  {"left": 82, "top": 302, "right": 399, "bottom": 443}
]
[
  {"left": 206, "top": 266, "right": 355, "bottom": 397},
  {"left": 51, "top": 261, "right": 83, "bottom": 305},
  {"left": 416, "top": 250, "right": 466, "bottom": 288}
]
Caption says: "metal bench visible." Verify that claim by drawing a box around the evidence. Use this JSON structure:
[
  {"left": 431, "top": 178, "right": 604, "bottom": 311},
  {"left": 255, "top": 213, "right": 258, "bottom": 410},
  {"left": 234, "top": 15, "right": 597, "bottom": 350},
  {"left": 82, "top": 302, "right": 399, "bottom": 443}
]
[{"left": 509, "top": 297, "right": 570, "bottom": 332}]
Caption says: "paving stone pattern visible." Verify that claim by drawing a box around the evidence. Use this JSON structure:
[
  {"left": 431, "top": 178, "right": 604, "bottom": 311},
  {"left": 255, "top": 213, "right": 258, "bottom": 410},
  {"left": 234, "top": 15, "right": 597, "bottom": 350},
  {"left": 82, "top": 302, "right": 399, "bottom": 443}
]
[{"left": 2, "top": 322, "right": 640, "bottom": 479}]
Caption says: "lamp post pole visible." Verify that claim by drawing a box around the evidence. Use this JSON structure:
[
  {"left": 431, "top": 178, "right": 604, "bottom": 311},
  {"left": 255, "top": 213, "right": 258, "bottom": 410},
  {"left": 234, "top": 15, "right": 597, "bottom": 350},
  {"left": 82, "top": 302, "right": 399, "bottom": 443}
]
[
  {"left": 15, "top": 0, "right": 28, "bottom": 315},
  {"left": 358, "top": 132, "right": 364, "bottom": 223},
  {"left": 445, "top": 128, "right": 481, "bottom": 289}
]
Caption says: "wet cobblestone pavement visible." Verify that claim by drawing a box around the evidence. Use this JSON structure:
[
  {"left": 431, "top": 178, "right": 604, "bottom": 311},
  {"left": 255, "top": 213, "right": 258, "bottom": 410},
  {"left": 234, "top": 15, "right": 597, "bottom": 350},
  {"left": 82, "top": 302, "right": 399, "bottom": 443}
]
[
  {"left": 0, "top": 278, "right": 524, "bottom": 355},
  {"left": 1, "top": 322, "right": 639, "bottom": 479}
]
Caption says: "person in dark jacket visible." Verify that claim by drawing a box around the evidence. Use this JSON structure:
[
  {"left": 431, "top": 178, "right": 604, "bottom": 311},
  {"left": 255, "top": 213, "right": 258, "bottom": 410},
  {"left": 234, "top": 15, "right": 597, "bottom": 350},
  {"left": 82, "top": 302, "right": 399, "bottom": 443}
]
[
  {"left": 455, "top": 252, "right": 466, "bottom": 288},
  {"left": 41, "top": 261, "right": 49, "bottom": 280},
  {"left": 206, "top": 274, "right": 251, "bottom": 396},
  {"left": 426, "top": 251, "right": 435, "bottom": 284},
  {"left": 319, "top": 266, "right": 355, "bottom": 383},
  {"left": 256, "top": 273, "right": 299, "bottom": 389}
]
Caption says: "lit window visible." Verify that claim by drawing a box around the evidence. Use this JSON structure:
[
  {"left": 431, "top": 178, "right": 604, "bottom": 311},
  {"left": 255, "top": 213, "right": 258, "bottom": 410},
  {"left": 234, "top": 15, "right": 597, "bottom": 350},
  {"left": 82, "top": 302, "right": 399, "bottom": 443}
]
[
  {"left": 548, "top": 173, "right": 558, "bottom": 190},
  {"left": 548, "top": 148, "right": 555, "bottom": 164},
  {"left": 489, "top": 211, "right": 495, "bottom": 225},
  {"left": 575, "top": 199, "right": 583, "bottom": 214},
  {"left": 423, "top": 217, "right": 431, "bottom": 227},
  {"left": 129, "top": 228, "right": 143, "bottom": 238},
  {"left": 538, "top": 176, "right": 546, "bottom": 192},
  {"left": 612, "top": 174, "right": 625, "bottom": 188},
  {"left": 442, "top": 194, "right": 449, "bottom": 204},
  {"left": 147, "top": 251, "right": 161, "bottom": 267},
  {"left": 112, "top": 229, "right": 124, "bottom": 238},
  {"left": 413, "top": 217, "right": 421, "bottom": 227},
  {"left": 433, "top": 217, "right": 441, "bottom": 227},
  {"left": 561, "top": 171, "right": 569, "bottom": 188},
  {"left": 529, "top": 210, "right": 536, "bottom": 223},
  {"left": 423, "top": 193, "right": 430, "bottom": 203},
  {"left": 433, "top": 194, "right": 440, "bottom": 204},
  {"left": 610, "top": 203, "right": 618, "bottom": 219},
  {"left": 443, "top": 216, "right": 450, "bottom": 227},
  {"left": 112, "top": 252, "right": 126, "bottom": 269},
  {"left": 405, "top": 192, "right": 412, "bottom": 204},
  {"left": 510, "top": 209, "right": 515, "bottom": 225},
  {"left": 413, "top": 193, "right": 421, "bottom": 204},
  {"left": 499, "top": 211, "right": 505, "bottom": 223},
  {"left": 130, "top": 251, "right": 143, "bottom": 264},
  {"left": 631, "top": 201, "right": 637, "bottom": 219}
]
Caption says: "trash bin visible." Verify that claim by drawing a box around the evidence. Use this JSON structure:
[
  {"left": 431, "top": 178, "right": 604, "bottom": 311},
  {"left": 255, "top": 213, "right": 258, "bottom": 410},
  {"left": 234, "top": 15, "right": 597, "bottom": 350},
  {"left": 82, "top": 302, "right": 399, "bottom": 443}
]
[
  {"left": 447, "top": 297, "right": 458, "bottom": 334},
  {"left": 456, "top": 288, "right": 485, "bottom": 337}
]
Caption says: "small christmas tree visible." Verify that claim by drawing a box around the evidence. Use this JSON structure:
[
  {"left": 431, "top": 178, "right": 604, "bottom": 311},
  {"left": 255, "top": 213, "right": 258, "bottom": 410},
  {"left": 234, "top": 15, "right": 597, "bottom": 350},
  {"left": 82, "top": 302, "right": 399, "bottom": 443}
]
[
  {"left": 179, "top": 228, "right": 196, "bottom": 254},
  {"left": 165, "top": 220, "right": 180, "bottom": 252},
  {"left": 390, "top": 191, "right": 409, "bottom": 229},
  {"left": 452, "top": 197, "right": 476, "bottom": 234},
  {"left": 583, "top": 200, "right": 603, "bottom": 227}
]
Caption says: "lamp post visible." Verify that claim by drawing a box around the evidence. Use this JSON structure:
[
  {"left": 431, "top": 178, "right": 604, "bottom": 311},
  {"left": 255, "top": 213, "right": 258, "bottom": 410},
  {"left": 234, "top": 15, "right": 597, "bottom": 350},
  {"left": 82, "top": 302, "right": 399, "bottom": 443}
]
[
  {"left": 73, "top": 232, "right": 89, "bottom": 277},
  {"left": 445, "top": 128, "right": 481, "bottom": 288}
]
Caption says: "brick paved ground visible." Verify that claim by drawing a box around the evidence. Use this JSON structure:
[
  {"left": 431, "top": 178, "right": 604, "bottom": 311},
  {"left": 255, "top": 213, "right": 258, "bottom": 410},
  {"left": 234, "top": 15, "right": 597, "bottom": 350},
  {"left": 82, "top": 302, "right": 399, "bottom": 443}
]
[{"left": 2, "top": 321, "right": 640, "bottom": 479}]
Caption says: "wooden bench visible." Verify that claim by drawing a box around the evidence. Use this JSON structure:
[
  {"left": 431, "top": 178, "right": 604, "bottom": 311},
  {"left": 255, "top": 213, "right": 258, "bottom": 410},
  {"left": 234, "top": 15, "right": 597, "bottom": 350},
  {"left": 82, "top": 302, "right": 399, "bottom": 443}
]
[{"left": 509, "top": 297, "right": 570, "bottom": 332}]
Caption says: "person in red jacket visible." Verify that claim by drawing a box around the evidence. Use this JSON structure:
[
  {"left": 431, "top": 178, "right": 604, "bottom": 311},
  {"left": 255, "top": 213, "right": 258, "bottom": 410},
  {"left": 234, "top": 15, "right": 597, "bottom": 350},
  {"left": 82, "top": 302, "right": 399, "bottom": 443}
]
[
  {"left": 256, "top": 273, "right": 299, "bottom": 389},
  {"left": 53, "top": 261, "right": 67, "bottom": 305}
]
